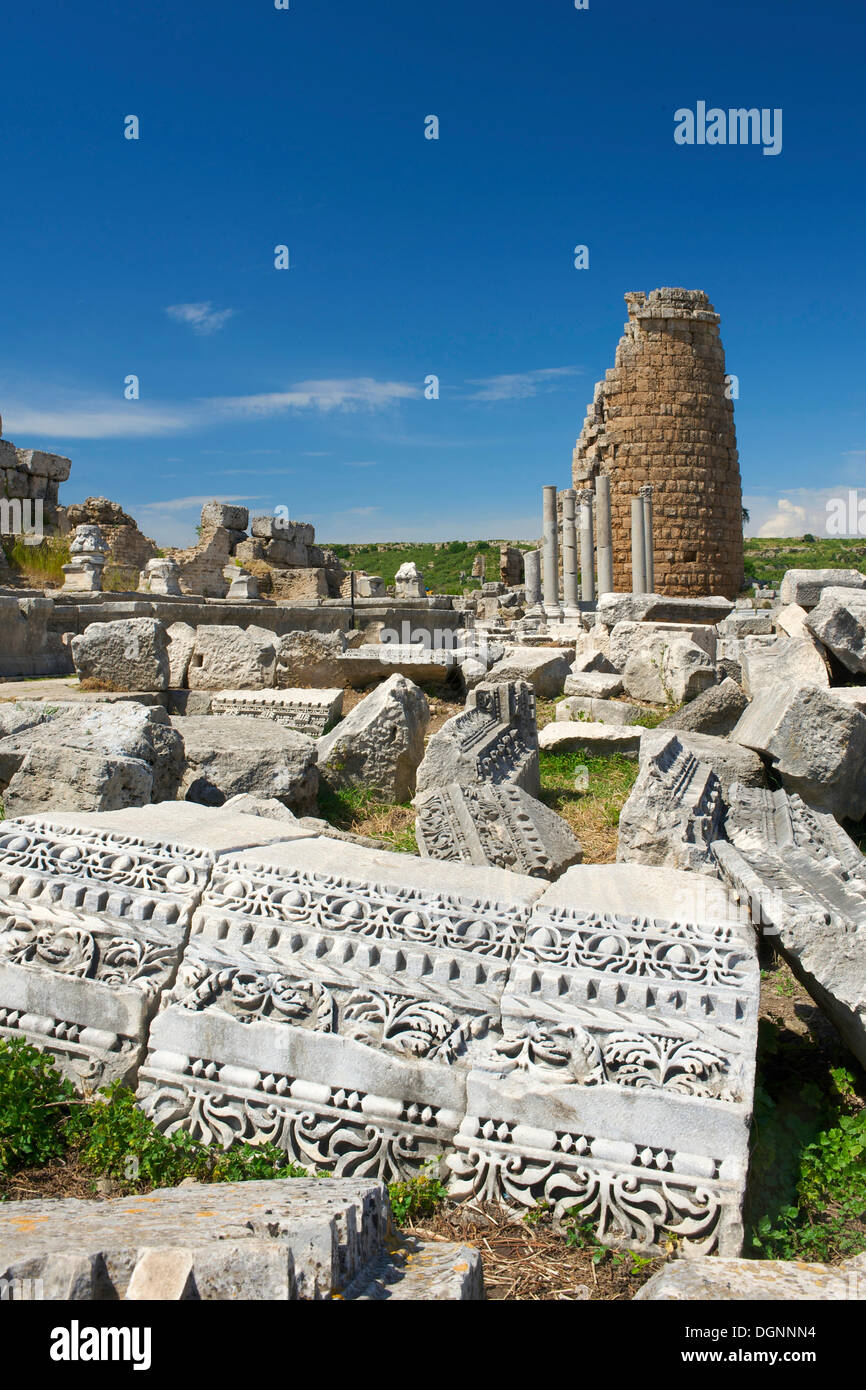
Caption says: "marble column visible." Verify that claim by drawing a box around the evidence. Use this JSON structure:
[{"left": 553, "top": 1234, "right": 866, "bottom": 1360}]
[
  {"left": 578, "top": 488, "right": 596, "bottom": 602},
  {"left": 560, "top": 489, "right": 579, "bottom": 613},
  {"left": 595, "top": 472, "right": 614, "bottom": 595},
  {"left": 631, "top": 497, "right": 647, "bottom": 594},
  {"left": 640, "top": 484, "right": 655, "bottom": 594},
  {"left": 523, "top": 549, "right": 542, "bottom": 607},
  {"left": 542, "top": 485, "right": 560, "bottom": 614}
]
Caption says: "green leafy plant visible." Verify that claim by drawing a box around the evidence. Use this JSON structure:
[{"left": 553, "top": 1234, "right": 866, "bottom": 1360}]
[
  {"left": 0, "top": 1038, "right": 79, "bottom": 1173},
  {"left": 388, "top": 1162, "right": 448, "bottom": 1224}
]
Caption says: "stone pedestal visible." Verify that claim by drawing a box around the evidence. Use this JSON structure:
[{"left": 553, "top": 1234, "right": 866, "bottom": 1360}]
[
  {"left": 579, "top": 488, "right": 595, "bottom": 602},
  {"left": 139, "top": 557, "right": 181, "bottom": 596},
  {"left": 225, "top": 566, "right": 260, "bottom": 600},
  {"left": 395, "top": 561, "right": 425, "bottom": 598},
  {"left": 542, "top": 485, "right": 560, "bottom": 616},
  {"left": 560, "top": 490, "right": 579, "bottom": 614},
  {"left": 640, "top": 484, "right": 655, "bottom": 594},
  {"left": 60, "top": 525, "right": 107, "bottom": 593},
  {"left": 596, "top": 473, "right": 614, "bottom": 595},
  {"left": 631, "top": 498, "right": 647, "bottom": 595}
]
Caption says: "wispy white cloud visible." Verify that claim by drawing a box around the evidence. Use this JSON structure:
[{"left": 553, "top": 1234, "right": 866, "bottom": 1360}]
[
  {"left": 165, "top": 302, "right": 236, "bottom": 335},
  {"left": 135, "top": 493, "right": 266, "bottom": 514},
  {"left": 465, "top": 366, "right": 582, "bottom": 402},
  {"left": 343, "top": 460, "right": 378, "bottom": 468},
  {"left": 3, "top": 377, "right": 419, "bottom": 440}
]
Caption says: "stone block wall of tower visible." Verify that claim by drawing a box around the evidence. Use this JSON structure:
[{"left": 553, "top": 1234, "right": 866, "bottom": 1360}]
[{"left": 572, "top": 288, "right": 744, "bottom": 598}]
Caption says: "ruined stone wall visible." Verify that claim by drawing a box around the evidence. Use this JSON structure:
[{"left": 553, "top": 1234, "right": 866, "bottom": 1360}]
[
  {"left": 65, "top": 497, "right": 158, "bottom": 573},
  {"left": 0, "top": 429, "right": 70, "bottom": 536},
  {"left": 572, "top": 289, "right": 743, "bottom": 598}
]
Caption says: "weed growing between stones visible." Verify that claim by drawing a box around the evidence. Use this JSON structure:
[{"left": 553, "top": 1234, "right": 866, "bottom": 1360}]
[{"left": 317, "top": 781, "right": 418, "bottom": 854}]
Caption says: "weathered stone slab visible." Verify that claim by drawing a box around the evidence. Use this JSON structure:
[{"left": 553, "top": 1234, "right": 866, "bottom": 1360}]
[
  {"left": 779, "top": 568, "right": 866, "bottom": 610},
  {"left": 486, "top": 647, "right": 572, "bottom": 698},
  {"left": 0, "top": 1178, "right": 482, "bottom": 1300},
  {"left": 448, "top": 863, "right": 759, "bottom": 1256},
  {"left": 806, "top": 586, "right": 866, "bottom": 675},
  {"left": 0, "top": 815, "right": 212, "bottom": 1090},
  {"left": 610, "top": 621, "right": 717, "bottom": 674},
  {"left": 731, "top": 682, "right": 866, "bottom": 820},
  {"left": 212, "top": 687, "right": 343, "bottom": 736},
  {"left": 622, "top": 634, "right": 716, "bottom": 705},
  {"left": 597, "top": 594, "right": 734, "bottom": 627},
  {"left": 556, "top": 695, "right": 642, "bottom": 725},
  {"left": 639, "top": 727, "right": 766, "bottom": 797},
  {"left": 166, "top": 621, "right": 196, "bottom": 687},
  {"left": 563, "top": 670, "right": 624, "bottom": 699},
  {"left": 137, "top": 835, "right": 544, "bottom": 1182},
  {"left": 188, "top": 626, "right": 278, "bottom": 691},
  {"left": 71, "top": 617, "right": 170, "bottom": 692},
  {"left": 539, "top": 720, "right": 643, "bottom": 758},
  {"left": 416, "top": 680, "right": 540, "bottom": 798},
  {"left": 714, "top": 784, "right": 866, "bottom": 1067},
  {"left": 173, "top": 715, "right": 319, "bottom": 814},
  {"left": 414, "top": 781, "right": 582, "bottom": 879},
  {"left": 657, "top": 676, "right": 747, "bottom": 738},
  {"left": 716, "top": 610, "right": 775, "bottom": 638},
  {"left": 617, "top": 734, "right": 724, "bottom": 871},
  {"left": 635, "top": 1252, "right": 866, "bottom": 1301},
  {"left": 316, "top": 673, "right": 428, "bottom": 803}
]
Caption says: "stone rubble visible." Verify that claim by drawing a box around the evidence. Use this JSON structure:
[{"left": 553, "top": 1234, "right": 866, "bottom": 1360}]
[{"left": 414, "top": 780, "right": 582, "bottom": 879}]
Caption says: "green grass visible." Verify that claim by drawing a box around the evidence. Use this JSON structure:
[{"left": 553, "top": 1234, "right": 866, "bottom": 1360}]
[
  {"left": 317, "top": 781, "right": 418, "bottom": 854},
  {"left": 3, "top": 537, "right": 69, "bottom": 585},
  {"left": 539, "top": 748, "right": 639, "bottom": 861},
  {"left": 744, "top": 535, "right": 866, "bottom": 590},
  {"left": 322, "top": 539, "right": 534, "bottom": 595}
]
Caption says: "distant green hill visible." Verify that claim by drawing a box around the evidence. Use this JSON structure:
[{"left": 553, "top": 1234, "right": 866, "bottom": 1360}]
[{"left": 323, "top": 535, "right": 866, "bottom": 596}]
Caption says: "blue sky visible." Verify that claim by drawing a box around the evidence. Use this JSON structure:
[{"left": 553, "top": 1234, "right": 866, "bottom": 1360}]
[{"left": 1, "top": 0, "right": 863, "bottom": 546}]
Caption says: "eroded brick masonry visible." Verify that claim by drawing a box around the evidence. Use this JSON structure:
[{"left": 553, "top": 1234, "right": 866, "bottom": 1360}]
[{"left": 572, "top": 288, "right": 743, "bottom": 598}]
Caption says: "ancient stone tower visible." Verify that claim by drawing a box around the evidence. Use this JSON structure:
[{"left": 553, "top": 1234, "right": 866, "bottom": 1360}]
[{"left": 572, "top": 288, "right": 743, "bottom": 597}]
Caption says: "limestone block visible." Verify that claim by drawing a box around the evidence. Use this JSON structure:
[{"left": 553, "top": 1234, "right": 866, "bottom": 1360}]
[
  {"left": 174, "top": 716, "right": 318, "bottom": 814},
  {"left": 639, "top": 728, "right": 765, "bottom": 797},
  {"left": 166, "top": 621, "right": 197, "bottom": 687},
  {"left": 622, "top": 635, "right": 716, "bottom": 705},
  {"left": 486, "top": 647, "right": 572, "bottom": 698},
  {"left": 731, "top": 682, "right": 866, "bottom": 820},
  {"left": 779, "top": 568, "right": 866, "bottom": 610},
  {"left": 316, "top": 673, "right": 429, "bottom": 803},
  {"left": 212, "top": 687, "right": 343, "bottom": 737},
  {"left": 136, "top": 834, "right": 544, "bottom": 1190},
  {"left": 0, "top": 703, "right": 184, "bottom": 812},
  {"left": 414, "top": 781, "right": 582, "bottom": 879},
  {"left": 610, "top": 620, "right": 717, "bottom": 675},
  {"left": 738, "top": 624, "right": 830, "bottom": 699},
  {"left": 275, "top": 630, "right": 348, "bottom": 688},
  {"left": 571, "top": 649, "right": 617, "bottom": 675},
  {"left": 716, "top": 611, "right": 774, "bottom": 638},
  {"left": 714, "top": 784, "right": 866, "bottom": 1066},
  {"left": 0, "top": 595, "right": 55, "bottom": 678},
  {"left": 416, "top": 680, "right": 540, "bottom": 798},
  {"left": 563, "top": 670, "right": 624, "bottom": 699},
  {"left": 635, "top": 1252, "right": 866, "bottom": 1301},
  {"left": 556, "top": 696, "right": 642, "bottom": 726},
  {"left": 200, "top": 502, "right": 249, "bottom": 532},
  {"left": 616, "top": 734, "right": 724, "bottom": 872},
  {"left": 657, "top": 676, "right": 747, "bottom": 737},
  {"left": 539, "top": 720, "right": 643, "bottom": 758},
  {"left": 14, "top": 448, "right": 72, "bottom": 482},
  {"left": 269, "top": 567, "right": 330, "bottom": 600},
  {"left": 806, "top": 586, "right": 866, "bottom": 675},
  {"left": 71, "top": 617, "right": 170, "bottom": 692},
  {"left": 187, "top": 625, "right": 278, "bottom": 691},
  {"left": 394, "top": 561, "right": 425, "bottom": 598},
  {"left": 0, "top": 815, "right": 213, "bottom": 1089},
  {"left": 449, "top": 862, "right": 759, "bottom": 1256}
]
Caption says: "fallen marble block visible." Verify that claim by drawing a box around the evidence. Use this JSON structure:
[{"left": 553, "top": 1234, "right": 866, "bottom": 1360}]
[
  {"left": 188, "top": 626, "right": 278, "bottom": 691},
  {"left": 0, "top": 703, "right": 184, "bottom": 815},
  {"left": 806, "top": 586, "right": 866, "bottom": 675},
  {"left": 71, "top": 617, "right": 170, "bottom": 692},
  {"left": 563, "top": 670, "right": 624, "bottom": 699},
  {"left": 0, "top": 1178, "right": 483, "bottom": 1301},
  {"left": 716, "top": 611, "right": 775, "bottom": 638},
  {"left": 779, "top": 567, "right": 866, "bottom": 610},
  {"left": 275, "top": 630, "right": 348, "bottom": 688},
  {"left": 211, "top": 687, "right": 343, "bottom": 736},
  {"left": 416, "top": 680, "right": 540, "bottom": 798},
  {"left": 713, "top": 783, "right": 866, "bottom": 1066},
  {"left": 414, "top": 781, "right": 582, "bottom": 879},
  {"left": 556, "top": 695, "right": 642, "bottom": 726},
  {"left": 638, "top": 727, "right": 766, "bottom": 797},
  {"left": 0, "top": 814, "right": 213, "bottom": 1091},
  {"left": 316, "top": 673, "right": 429, "bottom": 803},
  {"left": 616, "top": 733, "right": 724, "bottom": 872},
  {"left": 596, "top": 593, "right": 733, "bottom": 627},
  {"left": 635, "top": 1252, "right": 866, "bottom": 1301},
  {"left": 610, "top": 621, "right": 717, "bottom": 675},
  {"left": 657, "top": 676, "right": 747, "bottom": 738},
  {"left": 731, "top": 682, "right": 866, "bottom": 820},
  {"left": 486, "top": 647, "right": 572, "bottom": 698},
  {"left": 174, "top": 715, "right": 319, "bottom": 814},
  {"left": 539, "top": 720, "right": 643, "bottom": 758},
  {"left": 622, "top": 635, "right": 716, "bottom": 706},
  {"left": 448, "top": 863, "right": 759, "bottom": 1257},
  {"left": 136, "top": 835, "right": 545, "bottom": 1182}
]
